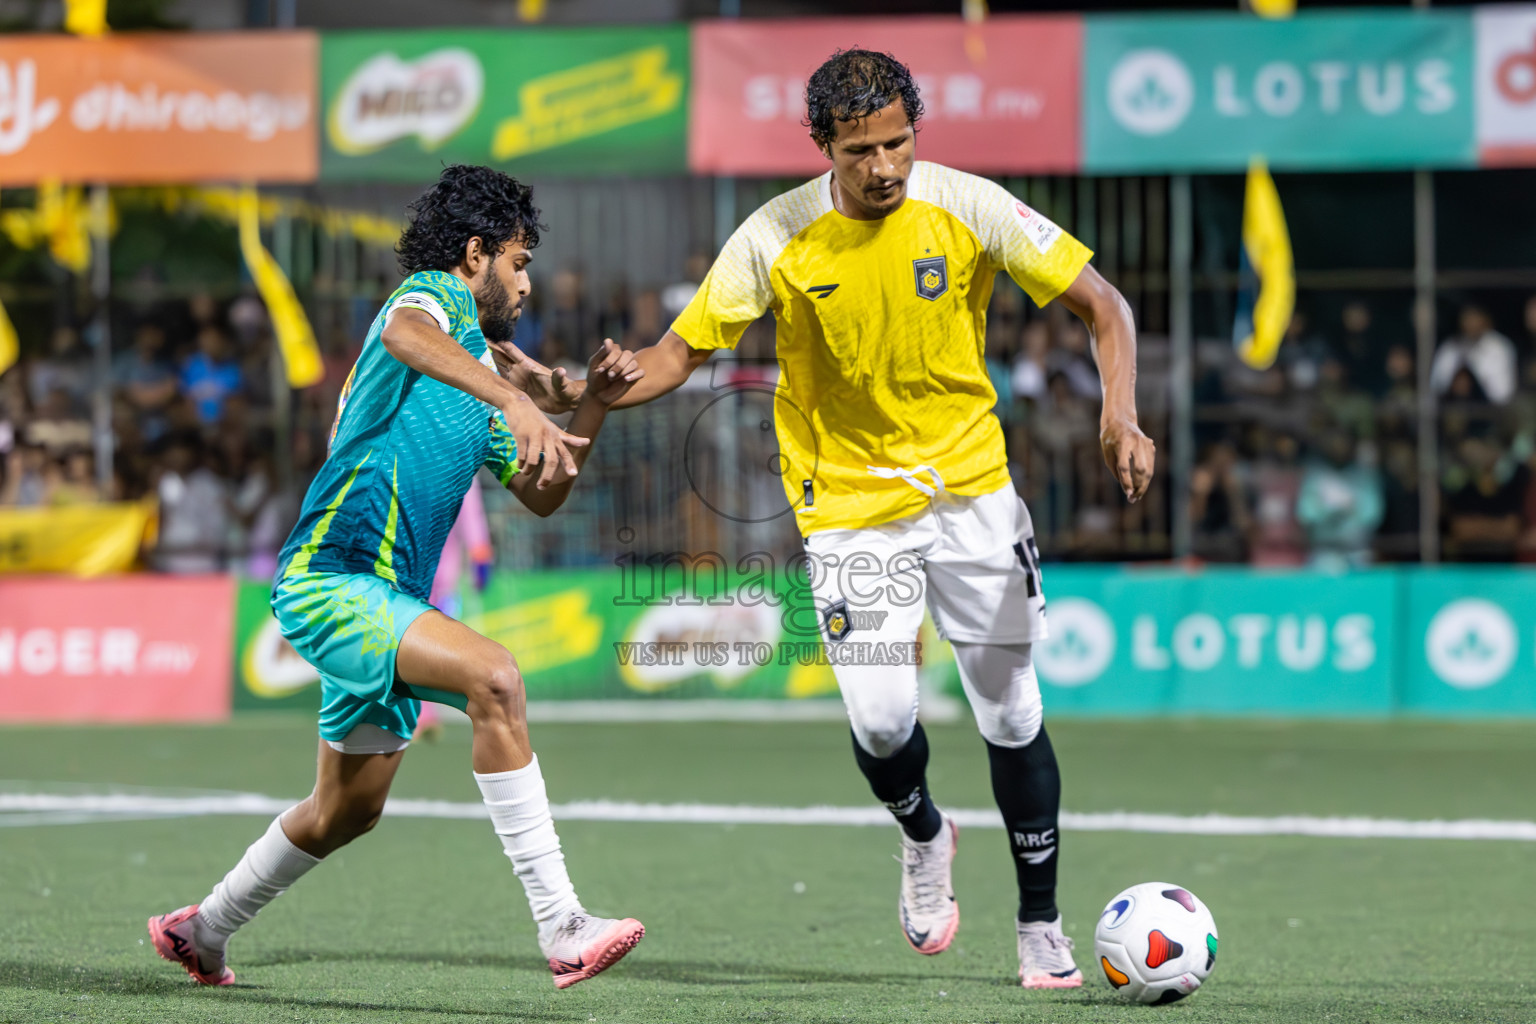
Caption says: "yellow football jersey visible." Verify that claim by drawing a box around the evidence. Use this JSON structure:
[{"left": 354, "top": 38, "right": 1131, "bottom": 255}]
[{"left": 672, "top": 161, "right": 1093, "bottom": 534}]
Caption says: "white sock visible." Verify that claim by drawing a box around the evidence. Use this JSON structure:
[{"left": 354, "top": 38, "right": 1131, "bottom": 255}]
[
  {"left": 475, "top": 755, "right": 582, "bottom": 933},
  {"left": 197, "top": 814, "right": 321, "bottom": 950}
]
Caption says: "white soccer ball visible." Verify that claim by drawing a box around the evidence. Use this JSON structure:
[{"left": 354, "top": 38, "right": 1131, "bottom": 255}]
[{"left": 1093, "top": 881, "right": 1218, "bottom": 1004}]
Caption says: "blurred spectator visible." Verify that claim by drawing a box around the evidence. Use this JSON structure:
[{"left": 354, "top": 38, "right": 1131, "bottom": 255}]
[
  {"left": 49, "top": 448, "right": 102, "bottom": 505},
  {"left": 28, "top": 326, "right": 93, "bottom": 414},
  {"left": 1011, "top": 321, "right": 1050, "bottom": 403},
  {"left": 1315, "top": 356, "right": 1375, "bottom": 441},
  {"left": 1297, "top": 430, "right": 1384, "bottom": 570},
  {"left": 1432, "top": 304, "right": 1516, "bottom": 405},
  {"left": 1248, "top": 431, "right": 1306, "bottom": 567},
  {"left": 538, "top": 334, "right": 585, "bottom": 383},
  {"left": 1, "top": 444, "right": 49, "bottom": 506},
  {"left": 1377, "top": 438, "right": 1422, "bottom": 561},
  {"left": 1188, "top": 440, "right": 1251, "bottom": 562},
  {"left": 1050, "top": 317, "right": 1101, "bottom": 401},
  {"left": 1377, "top": 344, "right": 1417, "bottom": 442},
  {"left": 181, "top": 326, "right": 244, "bottom": 427},
  {"left": 1443, "top": 433, "right": 1527, "bottom": 562},
  {"left": 984, "top": 315, "right": 1015, "bottom": 422},
  {"left": 113, "top": 322, "right": 178, "bottom": 444},
  {"left": 1337, "top": 301, "right": 1387, "bottom": 396},
  {"left": 26, "top": 386, "right": 93, "bottom": 454},
  {"left": 1281, "top": 310, "right": 1330, "bottom": 393},
  {"left": 232, "top": 446, "right": 295, "bottom": 579},
  {"left": 152, "top": 433, "right": 230, "bottom": 573},
  {"left": 661, "top": 252, "right": 710, "bottom": 323}
]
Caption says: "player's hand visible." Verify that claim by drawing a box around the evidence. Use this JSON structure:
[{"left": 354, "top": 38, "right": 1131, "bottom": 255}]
[
  {"left": 583, "top": 339, "right": 645, "bottom": 407},
  {"left": 1101, "top": 415, "right": 1155, "bottom": 504},
  {"left": 488, "top": 341, "right": 585, "bottom": 413},
  {"left": 500, "top": 396, "right": 590, "bottom": 489}
]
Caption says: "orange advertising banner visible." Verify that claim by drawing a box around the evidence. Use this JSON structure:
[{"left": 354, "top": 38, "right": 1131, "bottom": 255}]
[{"left": 0, "top": 32, "right": 317, "bottom": 185}]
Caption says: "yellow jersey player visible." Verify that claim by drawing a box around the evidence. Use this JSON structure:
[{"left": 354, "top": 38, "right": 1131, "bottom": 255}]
[{"left": 615, "top": 50, "right": 1153, "bottom": 988}]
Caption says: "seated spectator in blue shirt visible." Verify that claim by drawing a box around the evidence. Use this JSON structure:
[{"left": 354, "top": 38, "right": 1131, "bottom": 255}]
[
  {"left": 114, "top": 323, "right": 178, "bottom": 442},
  {"left": 180, "top": 326, "right": 243, "bottom": 426}
]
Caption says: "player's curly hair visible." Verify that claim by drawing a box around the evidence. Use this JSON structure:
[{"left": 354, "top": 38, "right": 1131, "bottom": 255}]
[
  {"left": 803, "top": 48, "right": 924, "bottom": 148},
  {"left": 396, "top": 165, "right": 544, "bottom": 274}
]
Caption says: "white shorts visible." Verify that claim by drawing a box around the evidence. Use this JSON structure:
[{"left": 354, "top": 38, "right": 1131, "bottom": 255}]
[
  {"left": 326, "top": 722, "right": 412, "bottom": 756},
  {"left": 802, "top": 484, "right": 1048, "bottom": 647}
]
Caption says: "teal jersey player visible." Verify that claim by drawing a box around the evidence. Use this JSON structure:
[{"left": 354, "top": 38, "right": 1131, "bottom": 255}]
[
  {"left": 150, "top": 166, "right": 650, "bottom": 995},
  {"left": 272, "top": 270, "right": 523, "bottom": 745},
  {"left": 276, "top": 270, "right": 520, "bottom": 601}
]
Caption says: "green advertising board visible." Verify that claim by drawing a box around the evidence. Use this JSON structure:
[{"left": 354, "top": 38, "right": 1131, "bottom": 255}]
[
  {"left": 1083, "top": 10, "right": 1476, "bottom": 172},
  {"left": 1402, "top": 569, "right": 1536, "bottom": 716},
  {"left": 320, "top": 26, "right": 689, "bottom": 181},
  {"left": 231, "top": 579, "right": 320, "bottom": 713},
  {"left": 231, "top": 566, "right": 1536, "bottom": 717},
  {"left": 1033, "top": 568, "right": 1398, "bottom": 715},
  {"left": 230, "top": 568, "right": 956, "bottom": 710}
]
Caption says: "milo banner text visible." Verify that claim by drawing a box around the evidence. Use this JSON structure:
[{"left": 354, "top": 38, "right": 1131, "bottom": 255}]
[{"left": 320, "top": 27, "right": 689, "bottom": 180}]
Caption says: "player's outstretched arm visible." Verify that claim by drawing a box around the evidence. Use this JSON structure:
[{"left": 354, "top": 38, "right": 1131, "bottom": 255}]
[
  {"left": 510, "top": 340, "right": 643, "bottom": 517},
  {"left": 1057, "top": 265, "right": 1156, "bottom": 504},
  {"left": 382, "top": 306, "right": 589, "bottom": 488},
  {"left": 605, "top": 330, "right": 711, "bottom": 409}
]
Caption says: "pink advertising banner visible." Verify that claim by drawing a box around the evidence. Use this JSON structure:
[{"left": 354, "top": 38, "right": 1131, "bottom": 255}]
[
  {"left": 689, "top": 16, "right": 1082, "bottom": 176},
  {"left": 0, "top": 575, "right": 234, "bottom": 722}
]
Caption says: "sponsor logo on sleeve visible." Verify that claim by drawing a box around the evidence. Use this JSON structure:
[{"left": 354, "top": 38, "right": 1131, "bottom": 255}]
[{"left": 1014, "top": 201, "right": 1062, "bottom": 254}]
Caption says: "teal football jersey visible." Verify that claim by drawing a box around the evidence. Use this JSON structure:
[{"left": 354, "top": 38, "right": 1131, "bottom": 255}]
[{"left": 275, "top": 271, "right": 519, "bottom": 600}]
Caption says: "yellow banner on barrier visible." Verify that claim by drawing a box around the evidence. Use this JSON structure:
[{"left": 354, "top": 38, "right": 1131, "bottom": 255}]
[{"left": 0, "top": 501, "right": 156, "bottom": 576}]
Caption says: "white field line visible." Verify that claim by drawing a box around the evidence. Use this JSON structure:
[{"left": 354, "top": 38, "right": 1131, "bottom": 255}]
[{"left": 1, "top": 791, "right": 1535, "bottom": 841}]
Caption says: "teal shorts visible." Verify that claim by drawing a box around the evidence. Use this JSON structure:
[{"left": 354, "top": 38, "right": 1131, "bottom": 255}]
[{"left": 272, "top": 571, "right": 460, "bottom": 744}]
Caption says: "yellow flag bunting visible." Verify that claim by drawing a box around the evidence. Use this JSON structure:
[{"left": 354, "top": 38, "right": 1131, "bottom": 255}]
[
  {"left": 1234, "top": 159, "right": 1294, "bottom": 371},
  {"left": 237, "top": 185, "right": 323, "bottom": 389},
  {"left": 63, "top": 0, "right": 108, "bottom": 36},
  {"left": 1250, "top": 0, "right": 1296, "bottom": 19}
]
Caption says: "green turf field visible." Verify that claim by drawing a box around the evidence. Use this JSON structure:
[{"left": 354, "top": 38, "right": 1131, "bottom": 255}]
[{"left": 2, "top": 717, "right": 1533, "bottom": 1023}]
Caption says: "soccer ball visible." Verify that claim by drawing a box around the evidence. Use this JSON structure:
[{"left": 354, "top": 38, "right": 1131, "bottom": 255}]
[{"left": 1093, "top": 882, "right": 1218, "bottom": 1004}]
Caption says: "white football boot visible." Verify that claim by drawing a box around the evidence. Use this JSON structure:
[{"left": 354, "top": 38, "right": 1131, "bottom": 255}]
[
  {"left": 1017, "top": 914, "right": 1083, "bottom": 988},
  {"left": 539, "top": 910, "right": 644, "bottom": 989},
  {"left": 897, "top": 813, "right": 960, "bottom": 954}
]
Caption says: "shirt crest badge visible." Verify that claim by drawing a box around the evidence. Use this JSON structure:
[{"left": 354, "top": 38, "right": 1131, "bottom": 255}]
[{"left": 913, "top": 255, "right": 948, "bottom": 301}]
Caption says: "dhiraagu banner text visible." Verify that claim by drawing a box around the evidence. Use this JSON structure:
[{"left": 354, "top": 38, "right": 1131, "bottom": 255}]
[
  {"left": 1084, "top": 10, "right": 1476, "bottom": 172},
  {"left": 320, "top": 26, "right": 688, "bottom": 180}
]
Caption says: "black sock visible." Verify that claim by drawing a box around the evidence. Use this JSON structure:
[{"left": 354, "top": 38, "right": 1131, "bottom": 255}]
[
  {"left": 986, "top": 727, "right": 1061, "bottom": 923},
  {"left": 851, "top": 722, "right": 943, "bottom": 843}
]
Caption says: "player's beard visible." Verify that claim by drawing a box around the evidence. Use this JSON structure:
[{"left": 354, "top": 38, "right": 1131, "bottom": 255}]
[{"left": 475, "top": 270, "right": 522, "bottom": 343}]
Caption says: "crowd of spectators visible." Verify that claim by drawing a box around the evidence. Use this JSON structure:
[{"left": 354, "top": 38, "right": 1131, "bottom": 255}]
[
  {"left": 4, "top": 272, "right": 1536, "bottom": 571},
  {"left": 1163, "top": 295, "right": 1536, "bottom": 567},
  {"left": 0, "top": 292, "right": 344, "bottom": 576}
]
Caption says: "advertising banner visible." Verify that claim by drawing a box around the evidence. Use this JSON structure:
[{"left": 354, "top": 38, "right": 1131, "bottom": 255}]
[
  {"left": 230, "top": 565, "right": 1536, "bottom": 718},
  {"left": 1475, "top": 5, "right": 1536, "bottom": 166},
  {"left": 1033, "top": 568, "right": 1398, "bottom": 714},
  {"left": 1402, "top": 569, "right": 1536, "bottom": 715},
  {"left": 0, "top": 33, "right": 317, "bottom": 186},
  {"left": 231, "top": 567, "right": 954, "bottom": 711},
  {"left": 320, "top": 27, "right": 688, "bottom": 181},
  {"left": 1084, "top": 11, "right": 1475, "bottom": 172},
  {"left": 0, "top": 576, "right": 233, "bottom": 722},
  {"left": 0, "top": 501, "right": 154, "bottom": 576},
  {"left": 689, "top": 16, "right": 1080, "bottom": 175}
]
